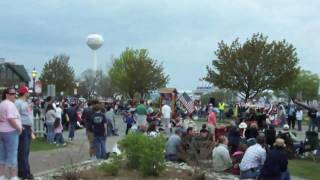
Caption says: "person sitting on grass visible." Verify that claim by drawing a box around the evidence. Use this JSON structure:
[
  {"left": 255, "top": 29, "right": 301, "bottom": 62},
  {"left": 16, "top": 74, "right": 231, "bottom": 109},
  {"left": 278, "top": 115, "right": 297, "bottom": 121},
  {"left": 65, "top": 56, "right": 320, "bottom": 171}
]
[
  {"left": 165, "top": 129, "right": 183, "bottom": 162},
  {"left": 91, "top": 104, "right": 108, "bottom": 159},
  {"left": 212, "top": 136, "right": 232, "bottom": 172}
]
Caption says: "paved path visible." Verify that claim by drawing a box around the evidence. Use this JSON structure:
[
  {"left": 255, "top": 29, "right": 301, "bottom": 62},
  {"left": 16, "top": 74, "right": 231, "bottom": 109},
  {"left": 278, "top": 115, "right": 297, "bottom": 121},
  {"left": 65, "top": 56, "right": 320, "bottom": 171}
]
[{"left": 31, "top": 115, "right": 126, "bottom": 175}]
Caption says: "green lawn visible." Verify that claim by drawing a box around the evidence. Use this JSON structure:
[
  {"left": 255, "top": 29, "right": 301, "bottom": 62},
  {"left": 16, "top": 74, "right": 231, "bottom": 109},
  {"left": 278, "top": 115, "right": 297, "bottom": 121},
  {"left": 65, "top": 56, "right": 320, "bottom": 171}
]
[
  {"left": 30, "top": 138, "right": 63, "bottom": 152},
  {"left": 289, "top": 159, "right": 320, "bottom": 180}
]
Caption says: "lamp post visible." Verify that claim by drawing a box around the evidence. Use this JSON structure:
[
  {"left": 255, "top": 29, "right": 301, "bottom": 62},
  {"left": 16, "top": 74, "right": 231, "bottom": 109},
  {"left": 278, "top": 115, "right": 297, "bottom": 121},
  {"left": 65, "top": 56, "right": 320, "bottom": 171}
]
[{"left": 31, "top": 68, "right": 37, "bottom": 97}]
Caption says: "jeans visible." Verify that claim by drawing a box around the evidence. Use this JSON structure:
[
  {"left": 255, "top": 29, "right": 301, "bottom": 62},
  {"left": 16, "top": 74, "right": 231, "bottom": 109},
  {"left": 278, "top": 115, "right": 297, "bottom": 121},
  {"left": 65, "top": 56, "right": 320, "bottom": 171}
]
[
  {"left": 55, "top": 133, "right": 64, "bottom": 145},
  {"left": 68, "top": 121, "right": 76, "bottom": 139},
  {"left": 126, "top": 124, "right": 132, "bottom": 135},
  {"left": 281, "top": 170, "right": 291, "bottom": 180},
  {"left": 240, "top": 167, "right": 261, "bottom": 179},
  {"left": 18, "top": 126, "right": 32, "bottom": 177},
  {"left": 46, "top": 123, "right": 55, "bottom": 143},
  {"left": 94, "top": 136, "right": 106, "bottom": 159},
  {"left": 308, "top": 118, "right": 317, "bottom": 131},
  {"left": 0, "top": 130, "right": 19, "bottom": 167},
  {"left": 297, "top": 120, "right": 302, "bottom": 131}
]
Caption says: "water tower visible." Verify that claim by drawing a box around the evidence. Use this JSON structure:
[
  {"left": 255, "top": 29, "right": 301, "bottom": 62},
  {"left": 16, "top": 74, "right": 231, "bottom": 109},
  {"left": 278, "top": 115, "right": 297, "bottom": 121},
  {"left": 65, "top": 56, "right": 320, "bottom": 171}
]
[{"left": 86, "top": 34, "right": 104, "bottom": 71}]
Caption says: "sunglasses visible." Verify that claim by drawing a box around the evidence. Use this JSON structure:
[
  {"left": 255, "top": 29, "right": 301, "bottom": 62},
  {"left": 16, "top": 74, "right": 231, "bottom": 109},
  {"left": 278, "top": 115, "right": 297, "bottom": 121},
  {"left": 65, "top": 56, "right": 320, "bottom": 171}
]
[{"left": 8, "top": 92, "right": 16, "bottom": 95}]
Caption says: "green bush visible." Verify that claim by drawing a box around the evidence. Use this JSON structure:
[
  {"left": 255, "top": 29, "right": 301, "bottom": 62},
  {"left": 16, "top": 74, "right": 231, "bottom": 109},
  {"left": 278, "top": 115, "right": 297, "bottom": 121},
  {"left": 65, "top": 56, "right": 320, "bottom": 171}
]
[
  {"left": 118, "top": 133, "right": 166, "bottom": 176},
  {"left": 98, "top": 154, "right": 122, "bottom": 176}
]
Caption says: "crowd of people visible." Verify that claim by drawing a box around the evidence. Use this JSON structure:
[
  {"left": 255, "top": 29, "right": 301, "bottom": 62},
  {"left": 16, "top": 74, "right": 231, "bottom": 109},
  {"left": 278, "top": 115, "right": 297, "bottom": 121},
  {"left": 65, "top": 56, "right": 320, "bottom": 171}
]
[{"left": 0, "top": 84, "right": 319, "bottom": 180}]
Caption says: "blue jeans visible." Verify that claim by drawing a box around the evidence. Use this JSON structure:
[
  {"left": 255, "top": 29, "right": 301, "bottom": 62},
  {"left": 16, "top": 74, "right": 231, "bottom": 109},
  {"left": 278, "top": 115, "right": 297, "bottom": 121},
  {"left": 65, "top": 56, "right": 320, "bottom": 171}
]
[
  {"left": 46, "top": 123, "right": 55, "bottom": 143},
  {"left": 240, "top": 167, "right": 261, "bottom": 179},
  {"left": 18, "top": 126, "right": 32, "bottom": 177},
  {"left": 281, "top": 170, "right": 291, "bottom": 180},
  {"left": 68, "top": 121, "right": 76, "bottom": 139},
  {"left": 55, "top": 133, "right": 64, "bottom": 145},
  {"left": 308, "top": 118, "right": 318, "bottom": 131},
  {"left": 0, "top": 130, "right": 19, "bottom": 167},
  {"left": 94, "top": 136, "right": 106, "bottom": 159}
]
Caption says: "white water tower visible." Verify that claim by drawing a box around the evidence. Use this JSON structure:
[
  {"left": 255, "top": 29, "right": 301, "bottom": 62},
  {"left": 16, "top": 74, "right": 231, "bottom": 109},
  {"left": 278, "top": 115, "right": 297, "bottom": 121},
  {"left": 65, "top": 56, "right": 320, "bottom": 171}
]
[{"left": 86, "top": 34, "right": 104, "bottom": 71}]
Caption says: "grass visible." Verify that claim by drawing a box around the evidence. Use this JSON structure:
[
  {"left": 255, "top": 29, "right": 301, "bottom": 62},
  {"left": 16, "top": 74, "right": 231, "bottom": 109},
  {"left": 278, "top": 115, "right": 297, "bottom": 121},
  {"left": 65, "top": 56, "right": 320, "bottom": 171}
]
[
  {"left": 288, "top": 159, "right": 320, "bottom": 180},
  {"left": 30, "top": 138, "right": 63, "bottom": 152}
]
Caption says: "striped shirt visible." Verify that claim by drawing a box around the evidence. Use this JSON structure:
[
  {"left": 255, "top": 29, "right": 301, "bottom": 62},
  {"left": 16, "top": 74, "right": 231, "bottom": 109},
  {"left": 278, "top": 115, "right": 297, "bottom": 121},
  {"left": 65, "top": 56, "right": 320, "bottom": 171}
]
[{"left": 240, "top": 144, "right": 266, "bottom": 171}]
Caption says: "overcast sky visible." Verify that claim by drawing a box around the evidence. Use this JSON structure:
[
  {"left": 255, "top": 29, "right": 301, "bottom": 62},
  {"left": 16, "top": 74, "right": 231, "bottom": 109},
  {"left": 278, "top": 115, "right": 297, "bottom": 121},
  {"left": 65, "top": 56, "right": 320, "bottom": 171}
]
[{"left": 0, "top": 0, "right": 319, "bottom": 91}]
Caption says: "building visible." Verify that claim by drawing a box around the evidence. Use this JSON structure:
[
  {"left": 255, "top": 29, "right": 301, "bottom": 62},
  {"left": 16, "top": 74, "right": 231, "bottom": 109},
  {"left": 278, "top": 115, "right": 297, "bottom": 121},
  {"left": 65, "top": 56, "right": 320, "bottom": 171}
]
[{"left": 0, "top": 59, "right": 30, "bottom": 90}]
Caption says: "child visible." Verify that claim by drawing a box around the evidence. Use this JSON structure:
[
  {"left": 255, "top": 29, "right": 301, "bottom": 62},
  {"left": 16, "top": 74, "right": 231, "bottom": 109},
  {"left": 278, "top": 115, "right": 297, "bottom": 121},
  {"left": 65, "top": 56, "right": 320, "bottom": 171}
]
[
  {"left": 54, "top": 117, "right": 66, "bottom": 146},
  {"left": 125, "top": 111, "right": 135, "bottom": 135},
  {"left": 91, "top": 104, "right": 108, "bottom": 159}
]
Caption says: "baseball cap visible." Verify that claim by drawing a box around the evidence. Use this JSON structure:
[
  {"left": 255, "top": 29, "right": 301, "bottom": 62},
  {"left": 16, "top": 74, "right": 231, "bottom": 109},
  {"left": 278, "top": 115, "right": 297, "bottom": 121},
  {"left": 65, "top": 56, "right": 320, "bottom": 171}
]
[{"left": 18, "top": 86, "right": 29, "bottom": 95}]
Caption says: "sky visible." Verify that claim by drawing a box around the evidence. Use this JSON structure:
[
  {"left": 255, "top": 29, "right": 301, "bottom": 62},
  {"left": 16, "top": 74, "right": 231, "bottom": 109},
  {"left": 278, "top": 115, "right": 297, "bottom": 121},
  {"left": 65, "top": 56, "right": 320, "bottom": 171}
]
[{"left": 0, "top": 0, "right": 319, "bottom": 91}]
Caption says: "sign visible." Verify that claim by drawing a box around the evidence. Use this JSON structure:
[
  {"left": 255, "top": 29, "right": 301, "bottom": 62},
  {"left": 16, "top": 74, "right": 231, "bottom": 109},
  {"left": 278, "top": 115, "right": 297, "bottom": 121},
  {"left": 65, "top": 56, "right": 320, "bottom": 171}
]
[
  {"left": 35, "top": 81, "right": 42, "bottom": 93},
  {"left": 47, "top": 84, "right": 56, "bottom": 97}
]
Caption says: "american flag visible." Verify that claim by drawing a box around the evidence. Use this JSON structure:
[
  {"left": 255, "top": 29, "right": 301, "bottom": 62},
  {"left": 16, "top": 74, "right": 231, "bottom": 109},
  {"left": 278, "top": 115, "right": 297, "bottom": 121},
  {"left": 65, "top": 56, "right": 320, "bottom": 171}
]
[{"left": 178, "top": 92, "right": 194, "bottom": 114}]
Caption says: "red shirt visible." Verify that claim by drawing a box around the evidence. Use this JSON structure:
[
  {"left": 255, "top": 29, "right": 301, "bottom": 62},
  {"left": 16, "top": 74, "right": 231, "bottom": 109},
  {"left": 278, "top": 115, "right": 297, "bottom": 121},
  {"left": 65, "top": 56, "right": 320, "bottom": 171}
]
[{"left": 208, "top": 111, "right": 217, "bottom": 126}]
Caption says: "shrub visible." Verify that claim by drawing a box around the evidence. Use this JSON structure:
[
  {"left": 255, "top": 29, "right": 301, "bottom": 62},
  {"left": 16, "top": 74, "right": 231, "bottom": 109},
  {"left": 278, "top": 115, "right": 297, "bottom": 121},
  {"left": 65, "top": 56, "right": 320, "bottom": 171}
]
[
  {"left": 98, "top": 153, "right": 122, "bottom": 176},
  {"left": 118, "top": 133, "right": 166, "bottom": 176}
]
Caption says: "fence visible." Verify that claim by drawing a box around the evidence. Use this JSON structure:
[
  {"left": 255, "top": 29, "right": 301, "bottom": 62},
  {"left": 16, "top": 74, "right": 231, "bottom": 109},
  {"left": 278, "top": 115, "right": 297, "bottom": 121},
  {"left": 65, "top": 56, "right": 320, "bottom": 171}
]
[{"left": 33, "top": 114, "right": 45, "bottom": 137}]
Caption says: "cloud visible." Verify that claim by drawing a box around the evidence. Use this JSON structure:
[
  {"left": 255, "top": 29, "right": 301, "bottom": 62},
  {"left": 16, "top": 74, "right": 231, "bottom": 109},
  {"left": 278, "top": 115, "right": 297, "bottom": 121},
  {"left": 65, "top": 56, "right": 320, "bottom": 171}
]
[{"left": 0, "top": 0, "right": 319, "bottom": 90}]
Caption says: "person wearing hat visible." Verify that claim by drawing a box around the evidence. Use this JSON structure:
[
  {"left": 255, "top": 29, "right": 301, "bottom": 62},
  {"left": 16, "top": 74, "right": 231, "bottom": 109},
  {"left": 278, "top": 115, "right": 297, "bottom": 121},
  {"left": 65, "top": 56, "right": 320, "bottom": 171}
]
[
  {"left": 260, "top": 138, "right": 290, "bottom": 180},
  {"left": 15, "top": 86, "right": 34, "bottom": 179}
]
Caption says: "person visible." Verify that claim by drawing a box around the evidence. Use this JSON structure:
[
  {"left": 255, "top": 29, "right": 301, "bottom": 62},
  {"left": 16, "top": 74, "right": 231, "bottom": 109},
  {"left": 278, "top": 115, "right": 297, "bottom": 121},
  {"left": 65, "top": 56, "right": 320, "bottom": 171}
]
[
  {"left": 218, "top": 102, "right": 225, "bottom": 122},
  {"left": 308, "top": 108, "right": 317, "bottom": 132},
  {"left": 67, "top": 103, "right": 80, "bottom": 141},
  {"left": 82, "top": 100, "right": 99, "bottom": 159},
  {"left": 295, "top": 108, "right": 303, "bottom": 131},
  {"left": 45, "top": 104, "right": 57, "bottom": 144},
  {"left": 207, "top": 107, "right": 217, "bottom": 141},
  {"left": 212, "top": 136, "right": 232, "bottom": 172},
  {"left": 287, "top": 104, "right": 296, "bottom": 130},
  {"left": 165, "top": 129, "right": 182, "bottom": 162},
  {"left": 15, "top": 86, "right": 34, "bottom": 179},
  {"left": 228, "top": 125, "right": 241, "bottom": 154},
  {"left": 91, "top": 104, "right": 108, "bottom": 159},
  {"left": 260, "top": 138, "right": 290, "bottom": 180},
  {"left": 54, "top": 116, "right": 66, "bottom": 147},
  {"left": 105, "top": 106, "right": 117, "bottom": 136},
  {"left": 0, "top": 88, "right": 22, "bottom": 180},
  {"left": 245, "top": 122, "right": 258, "bottom": 139},
  {"left": 239, "top": 135, "right": 266, "bottom": 179},
  {"left": 161, "top": 102, "right": 172, "bottom": 134},
  {"left": 124, "top": 111, "right": 135, "bottom": 135},
  {"left": 32, "top": 99, "right": 41, "bottom": 118},
  {"left": 135, "top": 100, "right": 148, "bottom": 130},
  {"left": 279, "top": 104, "right": 287, "bottom": 126}
]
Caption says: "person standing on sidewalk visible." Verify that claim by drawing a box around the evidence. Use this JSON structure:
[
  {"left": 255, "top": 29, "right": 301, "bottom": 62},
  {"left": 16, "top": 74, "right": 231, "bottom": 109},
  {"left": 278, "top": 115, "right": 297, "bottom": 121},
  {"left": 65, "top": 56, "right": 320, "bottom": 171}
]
[
  {"left": 295, "top": 108, "right": 303, "bottom": 131},
  {"left": 67, "top": 102, "right": 80, "bottom": 141},
  {"left": 15, "top": 86, "right": 34, "bottom": 179},
  {"left": 91, "top": 104, "right": 108, "bottom": 159},
  {"left": 82, "top": 100, "right": 99, "bottom": 159},
  {"left": 0, "top": 88, "right": 22, "bottom": 180}
]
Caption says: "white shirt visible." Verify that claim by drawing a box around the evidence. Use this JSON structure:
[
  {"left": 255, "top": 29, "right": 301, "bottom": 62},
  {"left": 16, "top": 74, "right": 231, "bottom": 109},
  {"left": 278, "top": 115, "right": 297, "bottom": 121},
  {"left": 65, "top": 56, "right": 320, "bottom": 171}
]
[
  {"left": 296, "top": 110, "right": 303, "bottom": 121},
  {"left": 161, "top": 105, "right": 172, "bottom": 119},
  {"left": 240, "top": 144, "right": 266, "bottom": 171},
  {"left": 55, "top": 107, "right": 63, "bottom": 119}
]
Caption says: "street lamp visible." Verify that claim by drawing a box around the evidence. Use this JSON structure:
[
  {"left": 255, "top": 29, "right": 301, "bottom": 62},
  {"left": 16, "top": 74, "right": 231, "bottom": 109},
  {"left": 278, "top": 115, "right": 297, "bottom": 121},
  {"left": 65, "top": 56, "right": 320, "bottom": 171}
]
[{"left": 31, "top": 68, "right": 37, "bottom": 96}]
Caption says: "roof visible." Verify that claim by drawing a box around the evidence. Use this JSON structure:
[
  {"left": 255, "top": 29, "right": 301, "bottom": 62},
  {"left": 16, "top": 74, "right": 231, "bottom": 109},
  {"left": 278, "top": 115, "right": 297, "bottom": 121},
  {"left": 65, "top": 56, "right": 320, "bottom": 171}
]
[
  {"left": 159, "top": 88, "right": 178, "bottom": 94},
  {"left": 6, "top": 63, "right": 31, "bottom": 82}
]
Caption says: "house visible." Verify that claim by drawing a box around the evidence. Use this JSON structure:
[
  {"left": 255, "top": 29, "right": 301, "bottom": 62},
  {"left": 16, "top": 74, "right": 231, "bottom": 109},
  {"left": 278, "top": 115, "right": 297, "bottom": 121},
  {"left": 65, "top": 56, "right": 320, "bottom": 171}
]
[{"left": 0, "top": 59, "right": 30, "bottom": 90}]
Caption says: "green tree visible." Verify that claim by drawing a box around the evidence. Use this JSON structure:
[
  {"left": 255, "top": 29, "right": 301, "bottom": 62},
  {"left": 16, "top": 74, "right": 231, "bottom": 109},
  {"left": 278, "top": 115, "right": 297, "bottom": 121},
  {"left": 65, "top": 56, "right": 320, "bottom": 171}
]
[
  {"left": 39, "top": 54, "right": 75, "bottom": 95},
  {"left": 204, "top": 33, "right": 299, "bottom": 102},
  {"left": 201, "top": 89, "right": 237, "bottom": 105},
  {"left": 276, "top": 70, "right": 320, "bottom": 101},
  {"left": 109, "top": 48, "right": 169, "bottom": 99}
]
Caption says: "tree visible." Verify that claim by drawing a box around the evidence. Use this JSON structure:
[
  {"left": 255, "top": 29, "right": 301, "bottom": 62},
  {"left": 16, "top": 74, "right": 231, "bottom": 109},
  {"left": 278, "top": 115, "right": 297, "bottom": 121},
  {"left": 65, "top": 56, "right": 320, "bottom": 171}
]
[
  {"left": 109, "top": 48, "right": 169, "bottom": 99},
  {"left": 204, "top": 33, "right": 299, "bottom": 102},
  {"left": 276, "top": 70, "right": 320, "bottom": 101},
  {"left": 200, "top": 89, "right": 237, "bottom": 105},
  {"left": 78, "top": 69, "right": 115, "bottom": 98},
  {"left": 39, "top": 54, "right": 75, "bottom": 95}
]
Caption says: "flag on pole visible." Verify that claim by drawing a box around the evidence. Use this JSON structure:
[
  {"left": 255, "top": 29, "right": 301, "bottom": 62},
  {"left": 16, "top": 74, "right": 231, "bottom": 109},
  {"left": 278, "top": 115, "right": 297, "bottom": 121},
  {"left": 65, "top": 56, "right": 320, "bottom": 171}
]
[{"left": 178, "top": 92, "right": 194, "bottom": 114}]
